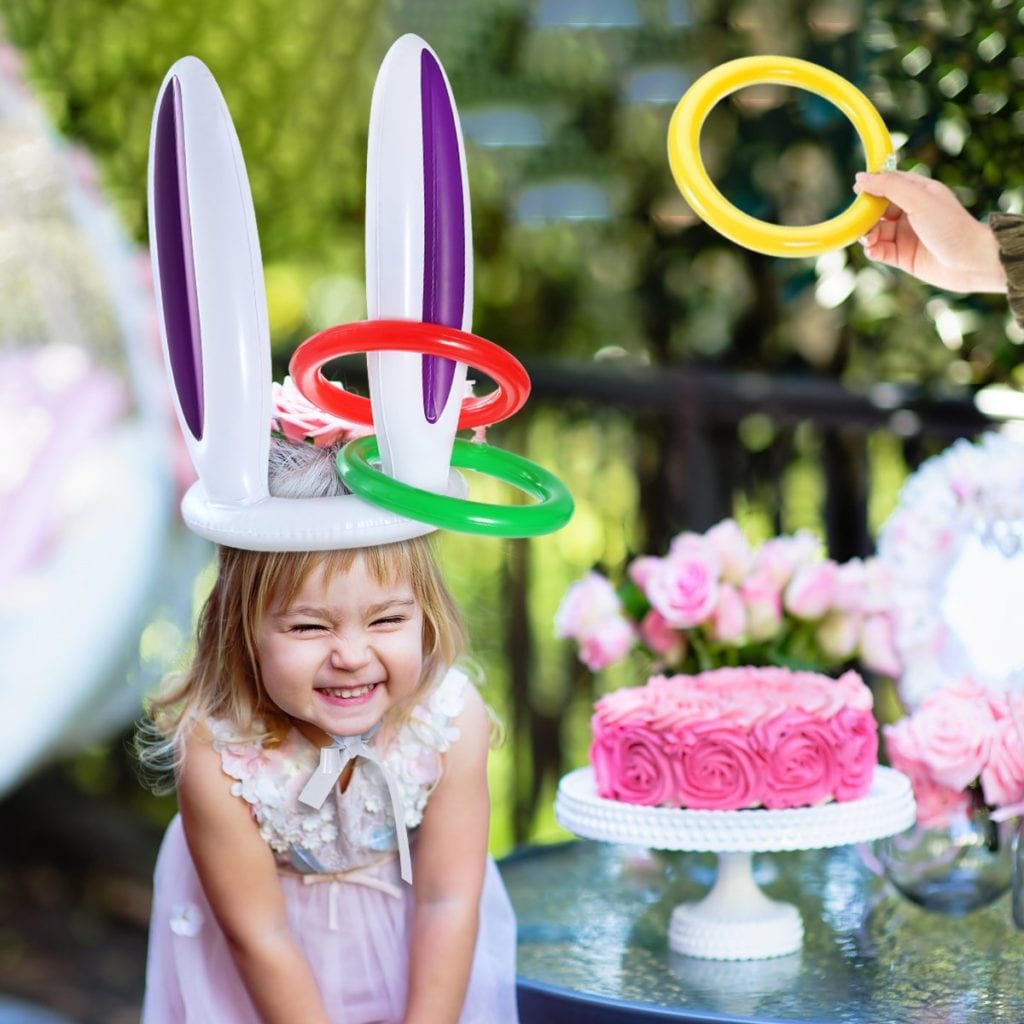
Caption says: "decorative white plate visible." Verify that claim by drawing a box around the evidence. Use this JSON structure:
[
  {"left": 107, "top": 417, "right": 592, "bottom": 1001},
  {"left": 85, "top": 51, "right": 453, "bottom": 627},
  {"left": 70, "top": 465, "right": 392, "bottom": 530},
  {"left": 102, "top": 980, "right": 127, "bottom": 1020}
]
[
  {"left": 555, "top": 765, "right": 915, "bottom": 961},
  {"left": 555, "top": 765, "right": 915, "bottom": 852},
  {"left": 877, "top": 432, "right": 1024, "bottom": 707}
]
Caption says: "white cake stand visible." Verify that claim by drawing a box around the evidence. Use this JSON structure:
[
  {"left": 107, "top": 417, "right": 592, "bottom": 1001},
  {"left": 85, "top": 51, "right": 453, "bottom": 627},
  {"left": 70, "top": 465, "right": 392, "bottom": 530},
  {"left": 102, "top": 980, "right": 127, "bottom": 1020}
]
[{"left": 554, "top": 765, "right": 915, "bottom": 961}]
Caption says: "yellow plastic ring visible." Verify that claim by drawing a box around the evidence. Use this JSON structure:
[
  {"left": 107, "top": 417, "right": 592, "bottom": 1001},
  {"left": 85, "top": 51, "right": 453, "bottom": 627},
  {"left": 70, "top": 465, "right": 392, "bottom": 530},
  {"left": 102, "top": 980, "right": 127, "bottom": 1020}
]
[{"left": 667, "top": 56, "right": 892, "bottom": 258}]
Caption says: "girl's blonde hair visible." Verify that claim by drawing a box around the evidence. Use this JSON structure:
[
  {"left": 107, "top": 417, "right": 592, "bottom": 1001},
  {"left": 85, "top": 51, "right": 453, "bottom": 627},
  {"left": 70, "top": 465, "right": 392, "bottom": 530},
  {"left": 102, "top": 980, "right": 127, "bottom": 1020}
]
[{"left": 136, "top": 442, "right": 466, "bottom": 788}]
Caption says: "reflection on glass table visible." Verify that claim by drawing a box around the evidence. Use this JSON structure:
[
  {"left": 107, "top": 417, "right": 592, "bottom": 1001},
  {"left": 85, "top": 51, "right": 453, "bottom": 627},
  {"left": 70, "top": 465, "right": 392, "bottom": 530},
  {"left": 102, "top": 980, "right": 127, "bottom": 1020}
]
[{"left": 501, "top": 840, "right": 1024, "bottom": 1024}]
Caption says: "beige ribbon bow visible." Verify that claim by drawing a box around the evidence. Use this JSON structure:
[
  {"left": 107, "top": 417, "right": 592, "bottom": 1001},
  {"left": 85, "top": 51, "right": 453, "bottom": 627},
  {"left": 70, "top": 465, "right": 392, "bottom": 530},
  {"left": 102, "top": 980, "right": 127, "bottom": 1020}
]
[{"left": 297, "top": 725, "right": 412, "bottom": 884}]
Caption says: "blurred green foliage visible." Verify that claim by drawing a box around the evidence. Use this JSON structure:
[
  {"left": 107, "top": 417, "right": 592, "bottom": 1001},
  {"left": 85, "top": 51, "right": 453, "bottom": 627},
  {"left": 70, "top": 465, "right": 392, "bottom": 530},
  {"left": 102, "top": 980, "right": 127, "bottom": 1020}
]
[
  {"left": 5, "top": 0, "right": 1023, "bottom": 388},
  {"left": 1, "top": 0, "right": 395, "bottom": 360},
  {"left": 858, "top": 0, "right": 1024, "bottom": 390}
]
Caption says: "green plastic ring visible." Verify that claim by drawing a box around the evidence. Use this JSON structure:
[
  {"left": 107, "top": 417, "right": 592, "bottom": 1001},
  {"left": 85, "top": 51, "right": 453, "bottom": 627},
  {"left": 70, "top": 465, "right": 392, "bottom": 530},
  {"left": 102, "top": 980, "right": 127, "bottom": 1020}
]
[{"left": 337, "top": 436, "right": 575, "bottom": 537}]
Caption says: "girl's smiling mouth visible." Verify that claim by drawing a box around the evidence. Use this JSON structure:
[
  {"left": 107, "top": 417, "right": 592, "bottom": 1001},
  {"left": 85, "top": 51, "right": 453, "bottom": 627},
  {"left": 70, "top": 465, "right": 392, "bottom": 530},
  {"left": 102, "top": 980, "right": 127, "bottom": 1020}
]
[{"left": 317, "top": 683, "right": 380, "bottom": 706}]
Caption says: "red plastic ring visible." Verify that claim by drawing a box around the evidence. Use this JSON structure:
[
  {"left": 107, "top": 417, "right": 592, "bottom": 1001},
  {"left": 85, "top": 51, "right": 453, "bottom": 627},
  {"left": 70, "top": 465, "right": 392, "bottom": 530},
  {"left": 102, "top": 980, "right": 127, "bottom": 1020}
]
[{"left": 289, "top": 320, "right": 531, "bottom": 431}]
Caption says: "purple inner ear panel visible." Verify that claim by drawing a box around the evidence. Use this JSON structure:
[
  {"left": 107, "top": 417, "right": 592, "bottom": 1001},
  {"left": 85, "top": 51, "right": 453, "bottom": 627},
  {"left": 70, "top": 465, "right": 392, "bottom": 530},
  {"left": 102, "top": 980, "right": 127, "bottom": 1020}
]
[
  {"left": 154, "top": 76, "right": 205, "bottom": 440},
  {"left": 419, "top": 48, "right": 465, "bottom": 425}
]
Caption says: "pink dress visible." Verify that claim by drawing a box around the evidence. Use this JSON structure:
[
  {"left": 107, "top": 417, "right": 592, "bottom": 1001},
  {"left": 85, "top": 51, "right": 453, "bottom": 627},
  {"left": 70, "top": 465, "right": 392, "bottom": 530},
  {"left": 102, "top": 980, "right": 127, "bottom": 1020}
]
[{"left": 142, "top": 668, "right": 520, "bottom": 1023}]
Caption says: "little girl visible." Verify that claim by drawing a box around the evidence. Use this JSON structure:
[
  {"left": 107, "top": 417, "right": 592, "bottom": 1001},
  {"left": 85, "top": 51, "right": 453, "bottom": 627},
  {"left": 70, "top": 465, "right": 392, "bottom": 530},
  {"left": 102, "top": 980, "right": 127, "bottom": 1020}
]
[{"left": 138, "top": 439, "right": 520, "bottom": 1023}]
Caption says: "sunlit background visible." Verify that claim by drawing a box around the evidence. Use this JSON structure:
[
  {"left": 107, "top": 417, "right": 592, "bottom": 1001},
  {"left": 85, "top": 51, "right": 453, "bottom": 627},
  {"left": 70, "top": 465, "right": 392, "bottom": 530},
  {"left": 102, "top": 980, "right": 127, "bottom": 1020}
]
[{"left": 3, "top": 0, "right": 1024, "bottom": 1019}]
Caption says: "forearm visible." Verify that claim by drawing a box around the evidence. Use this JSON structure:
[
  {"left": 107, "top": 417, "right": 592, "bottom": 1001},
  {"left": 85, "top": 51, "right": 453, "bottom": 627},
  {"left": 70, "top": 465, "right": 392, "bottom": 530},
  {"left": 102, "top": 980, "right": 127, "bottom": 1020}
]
[
  {"left": 403, "top": 899, "right": 480, "bottom": 1024},
  {"left": 962, "top": 220, "right": 1008, "bottom": 294},
  {"left": 229, "top": 931, "right": 332, "bottom": 1024}
]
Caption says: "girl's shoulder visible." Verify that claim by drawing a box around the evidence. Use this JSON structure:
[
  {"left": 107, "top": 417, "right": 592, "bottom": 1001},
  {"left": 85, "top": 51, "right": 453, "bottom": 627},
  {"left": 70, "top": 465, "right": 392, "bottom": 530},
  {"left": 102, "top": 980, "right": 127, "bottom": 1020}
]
[
  {"left": 203, "top": 715, "right": 312, "bottom": 788},
  {"left": 384, "top": 666, "right": 479, "bottom": 827},
  {"left": 405, "top": 665, "right": 473, "bottom": 748},
  {"left": 201, "top": 715, "right": 329, "bottom": 856}
]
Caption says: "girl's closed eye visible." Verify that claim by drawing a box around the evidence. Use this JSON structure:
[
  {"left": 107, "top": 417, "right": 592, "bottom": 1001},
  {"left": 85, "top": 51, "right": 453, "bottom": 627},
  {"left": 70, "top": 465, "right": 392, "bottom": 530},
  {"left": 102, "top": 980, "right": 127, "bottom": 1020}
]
[
  {"left": 289, "top": 622, "right": 328, "bottom": 633},
  {"left": 372, "top": 614, "right": 407, "bottom": 627}
]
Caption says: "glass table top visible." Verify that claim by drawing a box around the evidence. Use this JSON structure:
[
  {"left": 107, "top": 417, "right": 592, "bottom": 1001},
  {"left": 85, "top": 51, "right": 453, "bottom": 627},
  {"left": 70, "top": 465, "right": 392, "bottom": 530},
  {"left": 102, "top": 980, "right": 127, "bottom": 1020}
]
[{"left": 500, "top": 840, "right": 1023, "bottom": 1023}]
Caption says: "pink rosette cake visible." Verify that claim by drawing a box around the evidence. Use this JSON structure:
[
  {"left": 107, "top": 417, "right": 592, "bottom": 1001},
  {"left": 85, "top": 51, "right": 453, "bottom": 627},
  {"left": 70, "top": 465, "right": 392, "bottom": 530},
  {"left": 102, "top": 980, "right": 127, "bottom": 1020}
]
[{"left": 589, "top": 666, "right": 877, "bottom": 810}]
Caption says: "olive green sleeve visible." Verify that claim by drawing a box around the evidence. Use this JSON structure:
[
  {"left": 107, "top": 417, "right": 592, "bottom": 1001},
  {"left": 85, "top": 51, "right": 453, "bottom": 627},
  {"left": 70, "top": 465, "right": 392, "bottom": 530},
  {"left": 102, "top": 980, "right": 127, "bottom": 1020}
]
[{"left": 990, "top": 213, "right": 1024, "bottom": 327}]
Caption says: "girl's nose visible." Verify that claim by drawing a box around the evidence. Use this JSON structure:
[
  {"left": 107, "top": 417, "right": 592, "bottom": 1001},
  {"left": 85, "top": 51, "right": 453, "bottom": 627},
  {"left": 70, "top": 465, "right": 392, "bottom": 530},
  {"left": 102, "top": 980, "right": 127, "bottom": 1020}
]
[{"left": 329, "top": 632, "right": 371, "bottom": 671}]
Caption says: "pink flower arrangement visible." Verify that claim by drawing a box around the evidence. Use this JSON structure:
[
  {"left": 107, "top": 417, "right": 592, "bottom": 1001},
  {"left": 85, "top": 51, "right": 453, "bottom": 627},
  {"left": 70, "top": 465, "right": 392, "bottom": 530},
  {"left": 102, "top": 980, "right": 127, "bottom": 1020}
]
[
  {"left": 556, "top": 518, "right": 900, "bottom": 678},
  {"left": 883, "top": 679, "right": 1024, "bottom": 828},
  {"left": 271, "top": 375, "right": 372, "bottom": 448}
]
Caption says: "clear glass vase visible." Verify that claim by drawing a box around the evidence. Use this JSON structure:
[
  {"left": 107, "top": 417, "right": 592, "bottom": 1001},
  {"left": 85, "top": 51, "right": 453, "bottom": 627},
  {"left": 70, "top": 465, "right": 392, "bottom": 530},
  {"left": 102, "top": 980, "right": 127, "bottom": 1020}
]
[{"left": 878, "top": 804, "right": 1014, "bottom": 915}]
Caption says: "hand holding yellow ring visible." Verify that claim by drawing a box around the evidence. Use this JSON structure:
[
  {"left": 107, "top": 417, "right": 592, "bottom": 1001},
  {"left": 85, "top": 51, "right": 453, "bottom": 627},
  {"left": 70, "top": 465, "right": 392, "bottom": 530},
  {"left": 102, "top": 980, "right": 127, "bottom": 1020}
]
[{"left": 667, "top": 56, "right": 893, "bottom": 258}]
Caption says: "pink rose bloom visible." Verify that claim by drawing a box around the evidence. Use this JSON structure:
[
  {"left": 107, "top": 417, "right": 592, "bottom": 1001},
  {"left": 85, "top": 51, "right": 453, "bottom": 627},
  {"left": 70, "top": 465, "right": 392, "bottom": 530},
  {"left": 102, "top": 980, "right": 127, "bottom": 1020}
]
[
  {"left": 578, "top": 615, "right": 636, "bottom": 671},
  {"left": 755, "top": 532, "right": 820, "bottom": 587},
  {"left": 628, "top": 555, "right": 661, "bottom": 590},
  {"left": 832, "top": 558, "right": 866, "bottom": 613},
  {"left": 672, "top": 723, "right": 764, "bottom": 810},
  {"left": 832, "top": 668, "right": 873, "bottom": 713},
  {"left": 907, "top": 684, "right": 995, "bottom": 791},
  {"left": 884, "top": 719, "right": 971, "bottom": 829},
  {"left": 667, "top": 531, "right": 712, "bottom": 560},
  {"left": 914, "top": 780, "right": 972, "bottom": 829},
  {"left": 591, "top": 727, "right": 677, "bottom": 806},
  {"left": 755, "top": 710, "right": 839, "bottom": 809},
  {"left": 784, "top": 560, "right": 838, "bottom": 620},
  {"left": 645, "top": 546, "right": 720, "bottom": 629},
  {"left": 987, "top": 690, "right": 1014, "bottom": 722},
  {"left": 882, "top": 716, "right": 921, "bottom": 768},
  {"left": 816, "top": 611, "right": 861, "bottom": 661},
  {"left": 271, "top": 375, "right": 370, "bottom": 447},
  {"left": 705, "top": 519, "right": 753, "bottom": 584},
  {"left": 830, "top": 706, "right": 878, "bottom": 801},
  {"left": 708, "top": 582, "right": 747, "bottom": 644},
  {"left": 640, "top": 609, "right": 685, "bottom": 663},
  {"left": 555, "top": 572, "right": 622, "bottom": 640},
  {"left": 980, "top": 715, "right": 1024, "bottom": 808},
  {"left": 859, "top": 557, "right": 893, "bottom": 615},
  {"left": 739, "top": 569, "right": 783, "bottom": 641},
  {"left": 858, "top": 613, "right": 902, "bottom": 677}
]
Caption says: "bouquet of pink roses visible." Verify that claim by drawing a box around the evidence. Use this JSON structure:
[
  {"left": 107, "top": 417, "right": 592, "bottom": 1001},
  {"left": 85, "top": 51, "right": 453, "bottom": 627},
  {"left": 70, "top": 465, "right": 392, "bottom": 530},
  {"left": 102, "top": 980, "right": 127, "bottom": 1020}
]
[
  {"left": 555, "top": 518, "right": 901, "bottom": 678},
  {"left": 271, "top": 375, "right": 372, "bottom": 448},
  {"left": 883, "top": 679, "right": 1024, "bottom": 829}
]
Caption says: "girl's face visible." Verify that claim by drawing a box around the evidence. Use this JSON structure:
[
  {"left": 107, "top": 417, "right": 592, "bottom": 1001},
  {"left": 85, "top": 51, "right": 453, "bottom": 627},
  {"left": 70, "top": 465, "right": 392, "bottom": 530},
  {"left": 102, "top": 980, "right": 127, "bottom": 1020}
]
[{"left": 256, "top": 554, "right": 425, "bottom": 738}]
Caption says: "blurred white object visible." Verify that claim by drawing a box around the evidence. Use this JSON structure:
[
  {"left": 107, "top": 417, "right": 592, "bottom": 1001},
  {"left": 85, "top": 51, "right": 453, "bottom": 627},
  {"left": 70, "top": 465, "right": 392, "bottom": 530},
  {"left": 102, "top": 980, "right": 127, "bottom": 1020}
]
[
  {"left": 0, "top": 42, "right": 199, "bottom": 796},
  {"left": 877, "top": 431, "right": 1024, "bottom": 708}
]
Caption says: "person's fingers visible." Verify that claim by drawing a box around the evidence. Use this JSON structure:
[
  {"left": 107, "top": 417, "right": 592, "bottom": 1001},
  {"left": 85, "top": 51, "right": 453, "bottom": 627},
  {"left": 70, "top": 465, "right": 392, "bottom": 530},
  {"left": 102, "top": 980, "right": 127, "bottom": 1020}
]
[
  {"left": 878, "top": 202, "right": 905, "bottom": 223},
  {"left": 860, "top": 236, "right": 891, "bottom": 262},
  {"left": 862, "top": 214, "right": 899, "bottom": 248},
  {"left": 853, "top": 171, "right": 952, "bottom": 215},
  {"left": 860, "top": 208, "right": 920, "bottom": 269}
]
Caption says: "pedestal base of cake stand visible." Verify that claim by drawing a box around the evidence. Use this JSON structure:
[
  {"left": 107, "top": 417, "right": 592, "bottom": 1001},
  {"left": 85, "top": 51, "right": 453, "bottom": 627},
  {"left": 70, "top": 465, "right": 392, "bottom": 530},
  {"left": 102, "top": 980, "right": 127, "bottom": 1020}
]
[
  {"left": 554, "top": 765, "right": 915, "bottom": 961},
  {"left": 668, "top": 850, "right": 803, "bottom": 959}
]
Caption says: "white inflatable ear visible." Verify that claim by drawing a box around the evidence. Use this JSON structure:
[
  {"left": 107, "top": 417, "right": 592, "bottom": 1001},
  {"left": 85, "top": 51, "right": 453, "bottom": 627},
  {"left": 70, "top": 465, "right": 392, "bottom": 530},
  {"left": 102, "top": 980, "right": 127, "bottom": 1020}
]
[
  {"left": 365, "top": 34, "right": 472, "bottom": 492},
  {"left": 147, "top": 56, "right": 463, "bottom": 551},
  {"left": 148, "top": 56, "right": 271, "bottom": 505}
]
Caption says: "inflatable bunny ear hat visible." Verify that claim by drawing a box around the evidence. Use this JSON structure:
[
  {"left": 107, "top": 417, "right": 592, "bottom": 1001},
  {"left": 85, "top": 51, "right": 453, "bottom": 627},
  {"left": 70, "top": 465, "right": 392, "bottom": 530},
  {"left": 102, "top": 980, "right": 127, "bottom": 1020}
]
[{"left": 148, "top": 37, "right": 573, "bottom": 553}]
